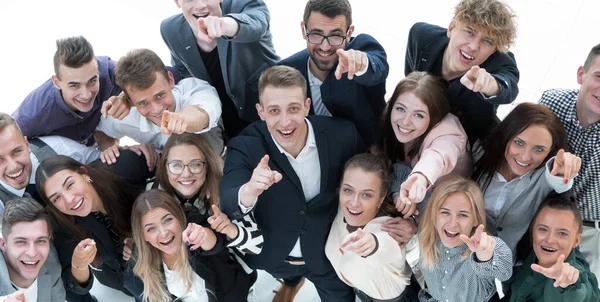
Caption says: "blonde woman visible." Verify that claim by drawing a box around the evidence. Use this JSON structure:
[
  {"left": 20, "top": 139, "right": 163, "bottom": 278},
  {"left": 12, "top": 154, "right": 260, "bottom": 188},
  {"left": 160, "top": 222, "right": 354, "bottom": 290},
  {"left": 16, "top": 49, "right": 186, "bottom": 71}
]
[{"left": 418, "top": 176, "right": 512, "bottom": 302}]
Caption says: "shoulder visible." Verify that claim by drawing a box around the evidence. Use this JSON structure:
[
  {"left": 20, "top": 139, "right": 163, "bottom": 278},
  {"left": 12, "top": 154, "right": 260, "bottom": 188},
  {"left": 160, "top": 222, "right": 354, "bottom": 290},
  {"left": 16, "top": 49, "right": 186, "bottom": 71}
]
[
  {"left": 347, "top": 33, "right": 383, "bottom": 48},
  {"left": 161, "top": 13, "right": 185, "bottom": 32},
  {"left": 309, "top": 115, "right": 356, "bottom": 134},
  {"left": 409, "top": 22, "right": 446, "bottom": 39},
  {"left": 540, "top": 88, "right": 578, "bottom": 106},
  {"left": 279, "top": 49, "right": 309, "bottom": 67},
  {"left": 229, "top": 121, "right": 269, "bottom": 149}
]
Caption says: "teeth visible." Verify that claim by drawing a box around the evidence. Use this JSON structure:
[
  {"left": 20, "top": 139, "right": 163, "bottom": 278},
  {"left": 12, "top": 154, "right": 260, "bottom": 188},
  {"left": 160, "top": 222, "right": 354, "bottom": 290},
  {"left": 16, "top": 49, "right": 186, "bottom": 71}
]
[
  {"left": 594, "top": 95, "right": 600, "bottom": 101},
  {"left": 180, "top": 180, "right": 194, "bottom": 185},
  {"left": 460, "top": 50, "right": 474, "bottom": 60},
  {"left": 541, "top": 246, "right": 557, "bottom": 252},
  {"left": 22, "top": 261, "right": 38, "bottom": 265},
  {"left": 72, "top": 199, "right": 83, "bottom": 210},
  {"left": 347, "top": 208, "right": 362, "bottom": 215},
  {"left": 7, "top": 169, "right": 23, "bottom": 178},
  {"left": 445, "top": 230, "right": 459, "bottom": 235},
  {"left": 76, "top": 98, "right": 92, "bottom": 104},
  {"left": 317, "top": 51, "right": 332, "bottom": 57},
  {"left": 160, "top": 236, "right": 175, "bottom": 245},
  {"left": 194, "top": 13, "right": 209, "bottom": 18},
  {"left": 397, "top": 126, "right": 413, "bottom": 134},
  {"left": 280, "top": 130, "right": 293, "bottom": 135},
  {"left": 515, "top": 159, "right": 530, "bottom": 167}
]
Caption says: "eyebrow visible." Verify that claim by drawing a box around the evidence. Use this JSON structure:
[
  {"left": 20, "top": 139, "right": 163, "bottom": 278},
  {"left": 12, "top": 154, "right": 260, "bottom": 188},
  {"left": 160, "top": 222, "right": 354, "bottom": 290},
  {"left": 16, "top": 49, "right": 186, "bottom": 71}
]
[
  {"left": 395, "top": 103, "right": 428, "bottom": 114},
  {"left": 515, "top": 136, "right": 550, "bottom": 149},
  {"left": 307, "top": 28, "right": 345, "bottom": 34},
  {"left": 440, "top": 207, "right": 470, "bottom": 214},
  {"left": 67, "top": 75, "right": 97, "bottom": 86},
  {"left": 13, "top": 236, "right": 50, "bottom": 241},
  {"left": 538, "top": 223, "right": 571, "bottom": 233},
  {"left": 143, "top": 213, "right": 171, "bottom": 228},
  {"left": 47, "top": 176, "right": 72, "bottom": 200}
]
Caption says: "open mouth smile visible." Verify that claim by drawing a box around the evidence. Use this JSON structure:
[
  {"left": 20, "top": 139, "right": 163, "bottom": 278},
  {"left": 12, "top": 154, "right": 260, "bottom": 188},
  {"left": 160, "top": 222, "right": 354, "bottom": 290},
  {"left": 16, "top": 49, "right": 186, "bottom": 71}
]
[{"left": 460, "top": 50, "right": 474, "bottom": 61}]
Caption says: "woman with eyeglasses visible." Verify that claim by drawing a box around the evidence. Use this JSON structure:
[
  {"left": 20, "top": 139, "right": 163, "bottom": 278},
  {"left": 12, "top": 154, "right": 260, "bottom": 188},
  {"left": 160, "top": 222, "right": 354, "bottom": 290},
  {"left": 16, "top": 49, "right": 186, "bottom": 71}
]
[
  {"left": 145, "top": 133, "right": 259, "bottom": 301},
  {"left": 35, "top": 155, "right": 145, "bottom": 302}
]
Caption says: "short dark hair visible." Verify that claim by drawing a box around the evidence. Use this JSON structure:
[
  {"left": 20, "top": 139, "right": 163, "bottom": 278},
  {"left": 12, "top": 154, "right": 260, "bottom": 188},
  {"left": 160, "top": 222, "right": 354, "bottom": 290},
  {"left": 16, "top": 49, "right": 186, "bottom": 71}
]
[
  {"left": 1, "top": 197, "right": 52, "bottom": 239},
  {"left": 115, "top": 49, "right": 169, "bottom": 102},
  {"left": 53, "top": 36, "right": 95, "bottom": 79},
  {"left": 303, "top": 0, "right": 352, "bottom": 30},
  {"left": 258, "top": 66, "right": 307, "bottom": 104},
  {"left": 583, "top": 43, "right": 600, "bottom": 71},
  {"left": 0, "top": 113, "right": 22, "bottom": 134}
]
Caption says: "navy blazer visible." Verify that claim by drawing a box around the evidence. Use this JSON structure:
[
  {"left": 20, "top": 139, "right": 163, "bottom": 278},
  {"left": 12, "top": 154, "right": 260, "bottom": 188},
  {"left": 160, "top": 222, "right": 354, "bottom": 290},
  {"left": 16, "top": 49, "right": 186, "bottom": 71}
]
[
  {"left": 278, "top": 34, "right": 388, "bottom": 147},
  {"left": 161, "top": 0, "right": 279, "bottom": 123},
  {"left": 219, "top": 116, "right": 365, "bottom": 274},
  {"left": 405, "top": 22, "right": 520, "bottom": 143}
]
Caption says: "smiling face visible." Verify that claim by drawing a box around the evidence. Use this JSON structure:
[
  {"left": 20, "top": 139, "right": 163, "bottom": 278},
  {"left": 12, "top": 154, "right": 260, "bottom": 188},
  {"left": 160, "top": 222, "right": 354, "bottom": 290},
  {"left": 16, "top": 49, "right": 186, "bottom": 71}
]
[
  {"left": 126, "top": 71, "right": 176, "bottom": 126},
  {"left": 443, "top": 22, "right": 497, "bottom": 80},
  {"left": 302, "top": 12, "right": 354, "bottom": 80},
  {"left": 532, "top": 207, "right": 582, "bottom": 268},
  {"left": 0, "top": 220, "right": 50, "bottom": 288},
  {"left": 501, "top": 124, "right": 553, "bottom": 180},
  {"left": 0, "top": 126, "right": 32, "bottom": 190},
  {"left": 339, "top": 167, "right": 384, "bottom": 227},
  {"left": 436, "top": 192, "right": 476, "bottom": 248},
  {"left": 577, "top": 56, "right": 600, "bottom": 124},
  {"left": 44, "top": 169, "right": 100, "bottom": 217},
  {"left": 51, "top": 60, "right": 99, "bottom": 113},
  {"left": 166, "top": 144, "right": 207, "bottom": 199},
  {"left": 256, "top": 85, "right": 311, "bottom": 158},
  {"left": 176, "top": 0, "right": 223, "bottom": 34},
  {"left": 390, "top": 92, "right": 431, "bottom": 144},
  {"left": 141, "top": 207, "right": 183, "bottom": 257}
]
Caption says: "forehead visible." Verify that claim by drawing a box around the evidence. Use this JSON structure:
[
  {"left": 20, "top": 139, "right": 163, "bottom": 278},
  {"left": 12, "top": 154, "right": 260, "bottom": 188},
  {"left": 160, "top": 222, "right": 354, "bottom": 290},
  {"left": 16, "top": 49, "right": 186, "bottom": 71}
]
[
  {"left": 0, "top": 126, "right": 27, "bottom": 154},
  {"left": 58, "top": 60, "right": 98, "bottom": 81},
  {"left": 44, "top": 169, "right": 79, "bottom": 193},
  {"left": 514, "top": 125, "right": 553, "bottom": 145},
  {"left": 261, "top": 85, "right": 305, "bottom": 108},
  {"left": 584, "top": 56, "right": 600, "bottom": 74},
  {"left": 343, "top": 168, "right": 381, "bottom": 189},
  {"left": 395, "top": 92, "right": 429, "bottom": 111},
  {"left": 142, "top": 207, "right": 172, "bottom": 224},
  {"left": 441, "top": 192, "right": 471, "bottom": 210},
  {"left": 167, "top": 144, "right": 205, "bottom": 160},
  {"left": 455, "top": 22, "right": 494, "bottom": 38},
  {"left": 305, "top": 12, "right": 347, "bottom": 32},
  {"left": 535, "top": 208, "right": 577, "bottom": 228},
  {"left": 180, "top": 0, "right": 220, "bottom": 8},
  {"left": 7, "top": 220, "right": 49, "bottom": 239},
  {"left": 127, "top": 72, "right": 170, "bottom": 101}
]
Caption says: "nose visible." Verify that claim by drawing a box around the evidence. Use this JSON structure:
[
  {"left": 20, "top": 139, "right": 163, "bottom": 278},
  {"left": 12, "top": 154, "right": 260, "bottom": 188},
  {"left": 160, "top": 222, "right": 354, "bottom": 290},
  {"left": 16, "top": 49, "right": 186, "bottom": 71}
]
[
  {"left": 79, "top": 86, "right": 92, "bottom": 99},
  {"left": 449, "top": 215, "right": 459, "bottom": 227},
  {"left": 400, "top": 115, "right": 411, "bottom": 127},
  {"left": 467, "top": 37, "right": 480, "bottom": 52},
  {"left": 5, "top": 156, "right": 20, "bottom": 171},
  {"left": 348, "top": 194, "right": 360, "bottom": 207},
  {"left": 280, "top": 112, "right": 291, "bottom": 126},
  {"left": 25, "top": 242, "right": 37, "bottom": 257},
  {"left": 319, "top": 38, "right": 332, "bottom": 51},
  {"left": 151, "top": 102, "right": 164, "bottom": 116},
  {"left": 521, "top": 149, "right": 533, "bottom": 162},
  {"left": 181, "top": 165, "right": 193, "bottom": 177}
]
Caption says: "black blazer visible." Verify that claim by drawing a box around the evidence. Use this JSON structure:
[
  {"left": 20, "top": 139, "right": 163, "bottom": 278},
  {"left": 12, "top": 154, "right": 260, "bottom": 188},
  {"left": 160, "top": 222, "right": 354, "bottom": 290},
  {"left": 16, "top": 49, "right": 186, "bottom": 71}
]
[
  {"left": 160, "top": 0, "right": 279, "bottom": 123},
  {"left": 220, "top": 116, "right": 366, "bottom": 274},
  {"left": 278, "top": 34, "right": 388, "bottom": 147},
  {"left": 405, "top": 22, "right": 520, "bottom": 143}
]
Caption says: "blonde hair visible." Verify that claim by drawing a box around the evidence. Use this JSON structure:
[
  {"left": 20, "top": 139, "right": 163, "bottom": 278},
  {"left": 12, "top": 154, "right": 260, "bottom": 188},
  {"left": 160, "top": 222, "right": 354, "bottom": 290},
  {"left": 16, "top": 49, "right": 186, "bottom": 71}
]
[
  {"left": 131, "top": 190, "right": 194, "bottom": 302},
  {"left": 418, "top": 176, "right": 486, "bottom": 268},
  {"left": 452, "top": 0, "right": 517, "bottom": 52}
]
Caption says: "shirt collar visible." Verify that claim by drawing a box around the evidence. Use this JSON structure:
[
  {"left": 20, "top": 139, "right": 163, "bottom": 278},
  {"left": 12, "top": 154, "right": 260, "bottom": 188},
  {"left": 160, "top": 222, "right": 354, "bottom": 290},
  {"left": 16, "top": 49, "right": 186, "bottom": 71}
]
[
  {"left": 270, "top": 118, "right": 317, "bottom": 158},
  {"left": 438, "top": 240, "right": 468, "bottom": 256},
  {"left": 0, "top": 152, "right": 38, "bottom": 197},
  {"left": 307, "top": 58, "right": 323, "bottom": 86}
]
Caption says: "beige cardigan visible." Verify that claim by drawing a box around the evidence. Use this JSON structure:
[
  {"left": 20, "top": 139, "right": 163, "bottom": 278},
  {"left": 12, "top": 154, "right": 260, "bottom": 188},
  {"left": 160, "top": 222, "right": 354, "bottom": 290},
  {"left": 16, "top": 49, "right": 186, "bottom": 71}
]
[{"left": 325, "top": 206, "right": 412, "bottom": 299}]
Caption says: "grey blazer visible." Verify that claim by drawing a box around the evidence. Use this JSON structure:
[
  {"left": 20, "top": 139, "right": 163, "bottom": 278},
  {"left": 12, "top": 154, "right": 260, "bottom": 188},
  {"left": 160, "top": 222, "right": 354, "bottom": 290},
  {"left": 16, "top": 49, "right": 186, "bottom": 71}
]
[
  {"left": 0, "top": 244, "right": 65, "bottom": 301},
  {"left": 160, "top": 0, "right": 279, "bottom": 123}
]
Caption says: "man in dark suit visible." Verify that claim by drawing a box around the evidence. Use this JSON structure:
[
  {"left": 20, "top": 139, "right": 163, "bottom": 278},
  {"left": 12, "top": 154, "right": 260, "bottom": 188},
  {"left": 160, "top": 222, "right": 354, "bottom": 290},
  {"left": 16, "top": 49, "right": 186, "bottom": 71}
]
[
  {"left": 405, "top": 0, "right": 519, "bottom": 144},
  {"left": 278, "top": 0, "right": 388, "bottom": 147},
  {"left": 161, "top": 0, "right": 279, "bottom": 139},
  {"left": 220, "top": 66, "right": 364, "bottom": 301}
]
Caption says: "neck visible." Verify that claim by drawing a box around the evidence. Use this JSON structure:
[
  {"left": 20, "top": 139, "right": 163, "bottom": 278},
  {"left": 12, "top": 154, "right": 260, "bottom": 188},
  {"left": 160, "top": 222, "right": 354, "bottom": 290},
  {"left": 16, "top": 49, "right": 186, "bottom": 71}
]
[
  {"left": 441, "top": 48, "right": 461, "bottom": 81},
  {"left": 576, "top": 96, "right": 600, "bottom": 128},
  {"left": 162, "top": 251, "right": 178, "bottom": 270},
  {"left": 309, "top": 59, "right": 330, "bottom": 82},
  {"left": 90, "top": 192, "right": 107, "bottom": 214},
  {"left": 498, "top": 162, "right": 517, "bottom": 181}
]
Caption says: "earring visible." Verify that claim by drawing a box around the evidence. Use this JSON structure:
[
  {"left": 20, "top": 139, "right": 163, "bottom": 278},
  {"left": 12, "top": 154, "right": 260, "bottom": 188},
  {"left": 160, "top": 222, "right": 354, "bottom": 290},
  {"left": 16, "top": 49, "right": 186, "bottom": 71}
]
[{"left": 87, "top": 178, "right": 93, "bottom": 183}]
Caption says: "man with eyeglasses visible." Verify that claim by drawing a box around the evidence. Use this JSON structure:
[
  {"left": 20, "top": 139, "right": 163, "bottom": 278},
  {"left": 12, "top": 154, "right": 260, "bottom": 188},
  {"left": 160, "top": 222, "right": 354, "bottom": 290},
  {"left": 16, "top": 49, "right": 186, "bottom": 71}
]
[{"left": 278, "top": 0, "right": 389, "bottom": 147}]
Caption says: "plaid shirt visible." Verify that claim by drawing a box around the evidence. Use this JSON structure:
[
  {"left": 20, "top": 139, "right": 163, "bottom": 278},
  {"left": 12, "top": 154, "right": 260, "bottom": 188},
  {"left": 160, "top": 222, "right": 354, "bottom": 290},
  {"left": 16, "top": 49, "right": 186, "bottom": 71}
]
[{"left": 540, "top": 89, "right": 600, "bottom": 221}]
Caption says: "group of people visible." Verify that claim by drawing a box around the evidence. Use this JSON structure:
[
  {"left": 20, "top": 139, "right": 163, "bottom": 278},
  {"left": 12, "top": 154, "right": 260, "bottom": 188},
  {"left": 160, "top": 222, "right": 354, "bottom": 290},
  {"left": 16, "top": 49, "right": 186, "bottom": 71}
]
[{"left": 0, "top": 0, "right": 599, "bottom": 301}]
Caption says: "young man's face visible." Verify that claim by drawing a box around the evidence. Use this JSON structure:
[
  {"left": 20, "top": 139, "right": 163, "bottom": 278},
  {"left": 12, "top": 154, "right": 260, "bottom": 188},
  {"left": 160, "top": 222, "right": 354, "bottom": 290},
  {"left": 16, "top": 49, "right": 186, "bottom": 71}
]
[
  {"left": 256, "top": 85, "right": 310, "bottom": 158},
  {"left": 444, "top": 22, "right": 498, "bottom": 79},
  {"left": 302, "top": 12, "right": 354, "bottom": 75},
  {"left": 51, "top": 60, "right": 100, "bottom": 113},
  {"left": 0, "top": 125, "right": 32, "bottom": 190},
  {"left": 577, "top": 56, "right": 600, "bottom": 121},
  {"left": 0, "top": 220, "right": 51, "bottom": 288},
  {"left": 126, "top": 71, "right": 176, "bottom": 126},
  {"left": 175, "top": 0, "right": 223, "bottom": 34}
]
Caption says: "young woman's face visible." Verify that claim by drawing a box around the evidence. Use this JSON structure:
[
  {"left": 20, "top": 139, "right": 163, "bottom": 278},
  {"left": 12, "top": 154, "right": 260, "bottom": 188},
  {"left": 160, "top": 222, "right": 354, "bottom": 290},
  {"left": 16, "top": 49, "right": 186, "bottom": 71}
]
[
  {"left": 166, "top": 144, "right": 207, "bottom": 199},
  {"left": 44, "top": 169, "right": 99, "bottom": 217},
  {"left": 141, "top": 207, "right": 183, "bottom": 257},
  {"left": 436, "top": 192, "right": 476, "bottom": 248},
  {"left": 503, "top": 125, "right": 553, "bottom": 179},
  {"left": 339, "top": 167, "right": 384, "bottom": 227},
  {"left": 390, "top": 92, "right": 431, "bottom": 144},
  {"left": 532, "top": 207, "right": 581, "bottom": 268}
]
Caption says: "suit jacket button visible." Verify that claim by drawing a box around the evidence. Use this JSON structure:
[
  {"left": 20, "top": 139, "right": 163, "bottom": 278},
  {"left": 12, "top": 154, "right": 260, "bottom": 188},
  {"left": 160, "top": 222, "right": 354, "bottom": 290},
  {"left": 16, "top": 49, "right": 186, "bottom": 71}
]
[
  {"left": 497, "top": 227, "right": 503, "bottom": 232},
  {"left": 300, "top": 229, "right": 306, "bottom": 235},
  {"left": 299, "top": 210, "right": 305, "bottom": 215}
]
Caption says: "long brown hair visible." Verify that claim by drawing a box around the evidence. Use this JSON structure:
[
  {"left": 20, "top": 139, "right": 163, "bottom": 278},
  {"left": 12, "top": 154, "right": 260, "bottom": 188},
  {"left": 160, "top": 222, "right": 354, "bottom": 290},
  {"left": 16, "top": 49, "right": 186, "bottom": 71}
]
[
  {"left": 473, "top": 103, "right": 567, "bottom": 192},
  {"left": 156, "top": 133, "right": 223, "bottom": 209},
  {"left": 418, "top": 176, "right": 486, "bottom": 268},
  {"left": 382, "top": 72, "right": 450, "bottom": 163},
  {"left": 131, "top": 190, "right": 193, "bottom": 302},
  {"left": 35, "top": 155, "right": 138, "bottom": 241}
]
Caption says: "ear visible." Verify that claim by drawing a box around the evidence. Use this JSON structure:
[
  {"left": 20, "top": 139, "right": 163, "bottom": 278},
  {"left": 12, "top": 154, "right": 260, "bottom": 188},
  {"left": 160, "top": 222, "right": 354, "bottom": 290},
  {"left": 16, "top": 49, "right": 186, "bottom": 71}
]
[
  {"left": 79, "top": 166, "right": 89, "bottom": 176},
  {"left": 23, "top": 135, "right": 30, "bottom": 151},
  {"left": 167, "top": 71, "right": 175, "bottom": 89},
  {"left": 173, "top": 0, "right": 182, "bottom": 8},
  {"left": 347, "top": 25, "right": 355, "bottom": 39},
  {"left": 447, "top": 22, "right": 455, "bottom": 38},
  {"left": 301, "top": 21, "right": 307, "bottom": 39},
  {"left": 577, "top": 66, "right": 584, "bottom": 85},
  {"left": 256, "top": 103, "right": 265, "bottom": 121},
  {"left": 0, "top": 237, "right": 5, "bottom": 251},
  {"left": 304, "top": 98, "right": 311, "bottom": 116},
  {"left": 51, "top": 75, "right": 62, "bottom": 89},
  {"left": 574, "top": 233, "right": 582, "bottom": 248}
]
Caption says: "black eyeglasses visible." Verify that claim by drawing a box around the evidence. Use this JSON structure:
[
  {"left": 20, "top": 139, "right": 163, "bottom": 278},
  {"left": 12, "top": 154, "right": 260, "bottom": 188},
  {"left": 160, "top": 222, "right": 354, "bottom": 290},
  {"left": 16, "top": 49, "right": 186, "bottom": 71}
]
[
  {"left": 304, "top": 27, "right": 348, "bottom": 46},
  {"left": 166, "top": 160, "right": 206, "bottom": 175}
]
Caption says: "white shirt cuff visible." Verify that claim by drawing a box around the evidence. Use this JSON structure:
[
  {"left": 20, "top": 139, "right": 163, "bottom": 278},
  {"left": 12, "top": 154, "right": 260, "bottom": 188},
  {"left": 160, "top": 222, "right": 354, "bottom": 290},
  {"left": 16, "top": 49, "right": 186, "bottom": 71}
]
[
  {"left": 238, "top": 185, "right": 256, "bottom": 213},
  {"left": 354, "top": 55, "right": 370, "bottom": 77}
]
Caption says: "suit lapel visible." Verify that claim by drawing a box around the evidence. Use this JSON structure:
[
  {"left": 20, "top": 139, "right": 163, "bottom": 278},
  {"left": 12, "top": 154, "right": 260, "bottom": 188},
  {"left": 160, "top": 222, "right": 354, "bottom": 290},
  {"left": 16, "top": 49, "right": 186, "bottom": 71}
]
[
  {"left": 260, "top": 125, "right": 304, "bottom": 194},
  {"left": 217, "top": 39, "right": 232, "bottom": 93},
  {"left": 37, "top": 266, "right": 51, "bottom": 302},
  {"left": 179, "top": 21, "right": 210, "bottom": 82},
  {"left": 312, "top": 120, "right": 329, "bottom": 193}
]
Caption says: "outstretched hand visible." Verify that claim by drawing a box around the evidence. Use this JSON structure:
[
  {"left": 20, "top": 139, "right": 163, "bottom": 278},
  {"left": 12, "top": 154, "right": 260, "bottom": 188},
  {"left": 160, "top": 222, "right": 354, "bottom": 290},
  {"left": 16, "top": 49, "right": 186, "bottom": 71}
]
[
  {"left": 240, "top": 155, "right": 283, "bottom": 207},
  {"left": 459, "top": 224, "right": 495, "bottom": 262},
  {"left": 459, "top": 66, "right": 500, "bottom": 96},
  {"left": 550, "top": 149, "right": 581, "bottom": 184},
  {"left": 334, "top": 49, "right": 368, "bottom": 80},
  {"left": 531, "top": 254, "right": 580, "bottom": 288},
  {"left": 340, "top": 228, "right": 377, "bottom": 257},
  {"left": 208, "top": 204, "right": 239, "bottom": 240}
]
